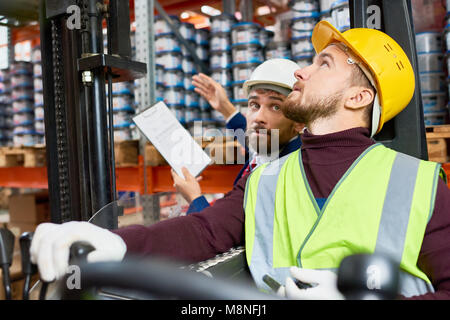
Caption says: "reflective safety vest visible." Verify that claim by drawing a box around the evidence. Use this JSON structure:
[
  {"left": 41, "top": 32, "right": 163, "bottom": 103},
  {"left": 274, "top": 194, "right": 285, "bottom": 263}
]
[{"left": 244, "top": 143, "right": 443, "bottom": 298}]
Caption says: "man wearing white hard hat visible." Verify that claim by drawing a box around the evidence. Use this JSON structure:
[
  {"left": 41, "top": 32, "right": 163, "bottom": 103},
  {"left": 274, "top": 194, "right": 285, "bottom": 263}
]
[
  {"left": 171, "top": 59, "right": 304, "bottom": 214},
  {"left": 29, "top": 59, "right": 305, "bottom": 283}
]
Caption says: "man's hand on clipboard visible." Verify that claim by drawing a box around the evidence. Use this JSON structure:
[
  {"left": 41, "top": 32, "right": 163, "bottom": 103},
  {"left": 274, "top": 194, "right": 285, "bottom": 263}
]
[
  {"left": 171, "top": 167, "right": 204, "bottom": 203},
  {"left": 132, "top": 102, "right": 211, "bottom": 179}
]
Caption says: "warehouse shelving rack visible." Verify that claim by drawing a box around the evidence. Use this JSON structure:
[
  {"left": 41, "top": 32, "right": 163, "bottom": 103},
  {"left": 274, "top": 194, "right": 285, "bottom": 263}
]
[
  {"left": 0, "top": 159, "right": 243, "bottom": 194},
  {"left": 2, "top": 0, "right": 450, "bottom": 200},
  {"left": 0, "top": 0, "right": 261, "bottom": 198}
]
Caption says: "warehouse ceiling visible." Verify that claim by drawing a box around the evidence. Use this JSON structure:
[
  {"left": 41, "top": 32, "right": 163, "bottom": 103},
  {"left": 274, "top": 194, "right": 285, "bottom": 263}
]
[
  {"left": 0, "top": 0, "right": 39, "bottom": 26},
  {"left": 0, "top": 0, "right": 289, "bottom": 27},
  {"left": 160, "top": 0, "right": 290, "bottom": 26}
]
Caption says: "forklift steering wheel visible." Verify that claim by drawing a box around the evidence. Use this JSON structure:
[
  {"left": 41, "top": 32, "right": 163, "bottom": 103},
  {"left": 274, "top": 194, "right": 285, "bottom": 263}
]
[{"left": 59, "top": 256, "right": 280, "bottom": 300}]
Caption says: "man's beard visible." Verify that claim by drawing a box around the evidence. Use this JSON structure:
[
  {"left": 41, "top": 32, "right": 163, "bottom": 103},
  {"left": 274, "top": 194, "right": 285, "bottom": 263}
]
[
  {"left": 281, "top": 91, "right": 343, "bottom": 125},
  {"left": 245, "top": 128, "right": 279, "bottom": 156}
]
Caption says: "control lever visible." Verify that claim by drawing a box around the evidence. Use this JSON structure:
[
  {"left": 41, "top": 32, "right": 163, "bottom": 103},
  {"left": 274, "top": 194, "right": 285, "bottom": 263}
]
[
  {"left": 337, "top": 253, "right": 400, "bottom": 300},
  {"left": 0, "top": 228, "right": 15, "bottom": 300},
  {"left": 19, "top": 232, "right": 37, "bottom": 300},
  {"left": 69, "top": 241, "right": 95, "bottom": 265},
  {"left": 39, "top": 241, "right": 95, "bottom": 300},
  {"left": 64, "top": 242, "right": 96, "bottom": 298}
]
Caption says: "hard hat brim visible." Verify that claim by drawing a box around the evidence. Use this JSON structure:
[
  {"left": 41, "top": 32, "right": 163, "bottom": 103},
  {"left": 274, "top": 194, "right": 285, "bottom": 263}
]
[
  {"left": 243, "top": 80, "right": 292, "bottom": 96},
  {"left": 311, "top": 21, "right": 377, "bottom": 76}
]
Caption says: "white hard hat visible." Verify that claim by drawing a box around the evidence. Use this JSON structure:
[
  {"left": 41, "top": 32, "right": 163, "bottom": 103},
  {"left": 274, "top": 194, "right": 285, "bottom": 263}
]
[{"left": 242, "top": 58, "right": 299, "bottom": 97}]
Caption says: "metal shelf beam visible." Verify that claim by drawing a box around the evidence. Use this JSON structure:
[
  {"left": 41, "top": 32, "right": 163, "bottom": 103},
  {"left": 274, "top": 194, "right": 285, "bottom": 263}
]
[{"left": 0, "top": 164, "right": 243, "bottom": 194}]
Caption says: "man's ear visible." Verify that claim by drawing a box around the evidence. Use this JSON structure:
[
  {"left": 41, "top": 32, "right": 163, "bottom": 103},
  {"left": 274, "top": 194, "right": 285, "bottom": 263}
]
[
  {"left": 294, "top": 122, "right": 305, "bottom": 134},
  {"left": 344, "top": 87, "right": 375, "bottom": 110}
]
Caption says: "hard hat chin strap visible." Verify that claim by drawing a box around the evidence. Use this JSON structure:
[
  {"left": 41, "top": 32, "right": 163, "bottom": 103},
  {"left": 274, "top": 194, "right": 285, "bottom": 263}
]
[{"left": 371, "top": 94, "right": 381, "bottom": 137}]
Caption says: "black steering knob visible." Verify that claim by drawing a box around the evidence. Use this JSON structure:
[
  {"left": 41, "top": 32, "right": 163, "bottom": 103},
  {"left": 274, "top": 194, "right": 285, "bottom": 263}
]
[
  {"left": 337, "top": 253, "right": 400, "bottom": 300},
  {"left": 69, "top": 241, "right": 95, "bottom": 265}
]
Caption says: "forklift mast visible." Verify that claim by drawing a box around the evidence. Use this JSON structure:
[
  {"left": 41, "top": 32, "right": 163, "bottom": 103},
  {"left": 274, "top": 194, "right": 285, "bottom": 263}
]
[
  {"left": 38, "top": 0, "right": 146, "bottom": 227},
  {"left": 350, "top": 0, "right": 428, "bottom": 160}
]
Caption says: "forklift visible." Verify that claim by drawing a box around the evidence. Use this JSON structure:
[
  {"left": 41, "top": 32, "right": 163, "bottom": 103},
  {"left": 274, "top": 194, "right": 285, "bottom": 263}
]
[{"left": 0, "top": 0, "right": 429, "bottom": 299}]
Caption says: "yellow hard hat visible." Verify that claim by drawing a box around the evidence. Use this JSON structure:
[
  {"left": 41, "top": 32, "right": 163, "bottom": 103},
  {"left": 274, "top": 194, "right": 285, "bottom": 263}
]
[{"left": 311, "top": 21, "right": 415, "bottom": 135}]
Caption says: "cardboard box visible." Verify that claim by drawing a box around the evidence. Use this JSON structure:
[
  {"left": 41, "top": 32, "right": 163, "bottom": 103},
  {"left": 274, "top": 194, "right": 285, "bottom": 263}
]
[
  {"left": 114, "top": 140, "right": 139, "bottom": 167},
  {"left": 204, "top": 138, "right": 242, "bottom": 165},
  {"left": 8, "top": 192, "right": 50, "bottom": 224},
  {"left": 145, "top": 144, "right": 167, "bottom": 166},
  {"left": 0, "top": 188, "right": 14, "bottom": 210},
  {"left": 144, "top": 137, "right": 235, "bottom": 166},
  {"left": 427, "top": 138, "right": 448, "bottom": 163}
]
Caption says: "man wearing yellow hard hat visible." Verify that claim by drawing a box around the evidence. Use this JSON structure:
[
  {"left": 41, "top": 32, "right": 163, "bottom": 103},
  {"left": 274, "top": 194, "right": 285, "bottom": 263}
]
[
  {"left": 27, "top": 22, "right": 450, "bottom": 300},
  {"left": 244, "top": 21, "right": 450, "bottom": 299}
]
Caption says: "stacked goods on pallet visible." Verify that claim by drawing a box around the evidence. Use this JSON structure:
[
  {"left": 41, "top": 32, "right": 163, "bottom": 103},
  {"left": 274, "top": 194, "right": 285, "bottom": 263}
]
[
  {"left": 414, "top": 0, "right": 448, "bottom": 126},
  {"left": 0, "top": 145, "right": 46, "bottom": 167},
  {"left": 417, "top": 32, "right": 447, "bottom": 125},
  {"left": 102, "top": 29, "right": 138, "bottom": 142},
  {"left": 288, "top": 0, "right": 350, "bottom": 68},
  {"left": 155, "top": 15, "right": 185, "bottom": 124},
  {"left": 128, "top": 29, "right": 139, "bottom": 141},
  {"left": 183, "top": 21, "right": 210, "bottom": 129},
  {"left": 155, "top": 63, "right": 165, "bottom": 103},
  {"left": 111, "top": 81, "right": 136, "bottom": 141},
  {"left": 193, "top": 26, "right": 212, "bottom": 132},
  {"left": 209, "top": 13, "right": 236, "bottom": 124},
  {"left": 154, "top": 15, "right": 240, "bottom": 139},
  {"left": 210, "top": 18, "right": 272, "bottom": 122},
  {"left": 261, "top": 28, "right": 276, "bottom": 58},
  {"left": 264, "top": 38, "right": 290, "bottom": 61},
  {"left": 328, "top": 0, "right": 350, "bottom": 32},
  {"left": 0, "top": 69, "right": 13, "bottom": 147},
  {"left": 31, "top": 46, "right": 45, "bottom": 145},
  {"left": 230, "top": 21, "right": 263, "bottom": 118},
  {"left": 290, "top": 0, "right": 320, "bottom": 67},
  {"left": 155, "top": 15, "right": 192, "bottom": 127},
  {"left": 10, "top": 61, "right": 36, "bottom": 147}
]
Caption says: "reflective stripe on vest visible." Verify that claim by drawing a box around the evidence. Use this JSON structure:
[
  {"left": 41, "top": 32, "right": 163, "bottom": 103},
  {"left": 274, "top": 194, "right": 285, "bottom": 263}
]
[
  {"left": 244, "top": 144, "right": 440, "bottom": 297},
  {"left": 244, "top": 154, "right": 292, "bottom": 292}
]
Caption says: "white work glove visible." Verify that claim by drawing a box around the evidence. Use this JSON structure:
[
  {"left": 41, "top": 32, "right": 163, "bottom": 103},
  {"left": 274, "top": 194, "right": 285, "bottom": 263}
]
[
  {"left": 284, "top": 267, "right": 345, "bottom": 300},
  {"left": 30, "top": 221, "right": 127, "bottom": 282}
]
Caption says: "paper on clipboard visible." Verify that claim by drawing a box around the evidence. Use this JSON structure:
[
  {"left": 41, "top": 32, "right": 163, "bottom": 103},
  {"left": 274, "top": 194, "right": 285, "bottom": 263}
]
[{"left": 132, "top": 101, "right": 211, "bottom": 178}]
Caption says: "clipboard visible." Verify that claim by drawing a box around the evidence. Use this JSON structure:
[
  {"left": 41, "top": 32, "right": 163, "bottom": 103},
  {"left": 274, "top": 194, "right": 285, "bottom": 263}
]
[{"left": 132, "top": 101, "right": 211, "bottom": 178}]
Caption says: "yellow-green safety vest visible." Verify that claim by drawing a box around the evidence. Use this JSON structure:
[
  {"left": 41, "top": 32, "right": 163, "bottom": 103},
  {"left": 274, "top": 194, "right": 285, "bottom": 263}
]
[{"left": 244, "top": 143, "right": 443, "bottom": 298}]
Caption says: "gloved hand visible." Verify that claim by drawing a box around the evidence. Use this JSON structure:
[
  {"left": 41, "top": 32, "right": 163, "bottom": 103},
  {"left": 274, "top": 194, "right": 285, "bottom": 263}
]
[
  {"left": 284, "top": 267, "right": 344, "bottom": 300},
  {"left": 30, "top": 221, "right": 127, "bottom": 282}
]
